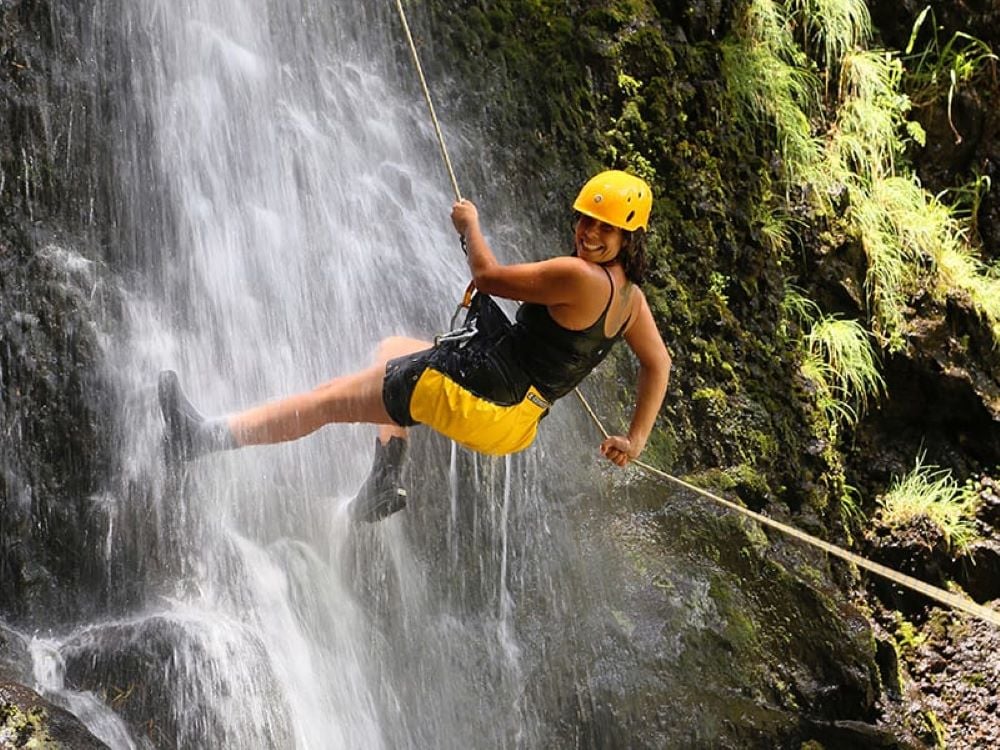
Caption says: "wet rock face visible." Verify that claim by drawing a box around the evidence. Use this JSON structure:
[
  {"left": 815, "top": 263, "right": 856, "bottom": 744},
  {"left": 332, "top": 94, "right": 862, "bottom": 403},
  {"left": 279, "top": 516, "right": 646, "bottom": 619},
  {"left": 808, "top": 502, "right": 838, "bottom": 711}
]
[
  {"left": 0, "top": 626, "right": 108, "bottom": 748},
  {"left": 1, "top": 0, "right": 113, "bottom": 626},
  {"left": 885, "top": 608, "right": 1000, "bottom": 750},
  {"left": 2, "top": 0, "right": 111, "bottom": 230},
  {"left": 865, "top": 470, "right": 1000, "bottom": 748},
  {"left": 60, "top": 616, "right": 294, "bottom": 750},
  {"left": 0, "top": 234, "right": 113, "bottom": 626},
  {"left": 531, "top": 481, "right": 913, "bottom": 750},
  {"left": 866, "top": 516, "right": 953, "bottom": 619},
  {"left": 956, "top": 475, "right": 1000, "bottom": 603},
  {"left": 865, "top": 475, "right": 1000, "bottom": 613}
]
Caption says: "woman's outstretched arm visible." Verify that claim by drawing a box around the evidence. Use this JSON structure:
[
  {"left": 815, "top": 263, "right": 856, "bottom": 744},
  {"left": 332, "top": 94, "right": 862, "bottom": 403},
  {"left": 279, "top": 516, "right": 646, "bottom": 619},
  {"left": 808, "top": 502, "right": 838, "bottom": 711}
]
[{"left": 601, "top": 291, "right": 671, "bottom": 467}]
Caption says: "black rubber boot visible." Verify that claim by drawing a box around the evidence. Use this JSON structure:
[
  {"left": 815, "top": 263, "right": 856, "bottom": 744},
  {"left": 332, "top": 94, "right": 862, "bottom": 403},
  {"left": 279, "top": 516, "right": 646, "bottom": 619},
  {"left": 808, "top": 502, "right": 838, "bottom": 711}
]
[
  {"left": 158, "top": 370, "right": 236, "bottom": 464},
  {"left": 350, "top": 437, "right": 408, "bottom": 523}
]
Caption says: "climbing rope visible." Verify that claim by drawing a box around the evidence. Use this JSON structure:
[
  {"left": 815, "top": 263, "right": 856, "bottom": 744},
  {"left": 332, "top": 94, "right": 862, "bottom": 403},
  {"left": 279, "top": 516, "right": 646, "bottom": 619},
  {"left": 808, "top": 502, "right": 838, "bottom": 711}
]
[
  {"left": 390, "top": 0, "right": 1000, "bottom": 629},
  {"left": 574, "top": 394, "right": 1000, "bottom": 628},
  {"left": 393, "top": 0, "right": 462, "bottom": 203}
]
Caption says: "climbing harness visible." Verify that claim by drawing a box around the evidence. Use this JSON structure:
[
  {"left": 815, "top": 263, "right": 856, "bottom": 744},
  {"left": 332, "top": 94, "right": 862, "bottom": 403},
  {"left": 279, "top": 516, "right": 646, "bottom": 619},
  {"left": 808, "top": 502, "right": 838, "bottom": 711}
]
[{"left": 390, "top": 0, "right": 1000, "bottom": 629}]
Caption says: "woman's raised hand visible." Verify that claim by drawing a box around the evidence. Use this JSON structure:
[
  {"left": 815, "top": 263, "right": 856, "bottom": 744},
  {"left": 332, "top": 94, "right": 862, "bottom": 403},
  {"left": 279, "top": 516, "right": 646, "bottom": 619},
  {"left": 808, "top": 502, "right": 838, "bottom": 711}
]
[{"left": 451, "top": 199, "right": 479, "bottom": 237}]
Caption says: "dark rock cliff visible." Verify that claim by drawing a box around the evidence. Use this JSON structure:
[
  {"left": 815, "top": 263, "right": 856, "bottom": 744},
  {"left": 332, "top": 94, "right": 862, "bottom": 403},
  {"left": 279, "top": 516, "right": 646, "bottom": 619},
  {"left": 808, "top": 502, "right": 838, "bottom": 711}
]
[
  {"left": 2, "top": 1, "right": 114, "bottom": 745},
  {"left": 1, "top": 1, "right": 114, "bottom": 627}
]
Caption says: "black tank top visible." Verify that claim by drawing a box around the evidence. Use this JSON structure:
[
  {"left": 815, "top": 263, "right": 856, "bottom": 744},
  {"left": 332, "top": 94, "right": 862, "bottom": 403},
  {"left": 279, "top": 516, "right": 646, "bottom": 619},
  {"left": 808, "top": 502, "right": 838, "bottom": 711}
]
[{"left": 509, "top": 267, "right": 627, "bottom": 401}]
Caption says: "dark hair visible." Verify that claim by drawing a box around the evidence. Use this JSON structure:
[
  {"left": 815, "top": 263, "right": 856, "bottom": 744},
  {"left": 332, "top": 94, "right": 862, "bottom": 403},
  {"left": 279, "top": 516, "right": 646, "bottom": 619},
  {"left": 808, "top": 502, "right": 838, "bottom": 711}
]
[{"left": 619, "top": 228, "right": 647, "bottom": 285}]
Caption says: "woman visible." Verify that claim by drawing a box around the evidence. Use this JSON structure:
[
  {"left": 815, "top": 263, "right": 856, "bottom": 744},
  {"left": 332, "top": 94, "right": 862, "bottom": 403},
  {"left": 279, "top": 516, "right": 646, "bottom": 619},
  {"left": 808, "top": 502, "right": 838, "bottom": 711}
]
[{"left": 159, "top": 170, "right": 672, "bottom": 522}]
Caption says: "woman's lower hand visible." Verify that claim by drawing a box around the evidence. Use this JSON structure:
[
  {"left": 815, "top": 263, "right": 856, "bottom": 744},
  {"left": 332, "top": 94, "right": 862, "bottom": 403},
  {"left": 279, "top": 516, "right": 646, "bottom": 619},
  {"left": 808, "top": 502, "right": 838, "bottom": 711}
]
[{"left": 600, "top": 435, "right": 639, "bottom": 467}]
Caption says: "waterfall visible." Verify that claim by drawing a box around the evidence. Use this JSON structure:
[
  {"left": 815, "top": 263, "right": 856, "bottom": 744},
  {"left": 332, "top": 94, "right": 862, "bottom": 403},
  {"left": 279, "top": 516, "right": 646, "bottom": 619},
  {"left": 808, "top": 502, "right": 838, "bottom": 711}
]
[{"left": 22, "top": 2, "right": 602, "bottom": 748}]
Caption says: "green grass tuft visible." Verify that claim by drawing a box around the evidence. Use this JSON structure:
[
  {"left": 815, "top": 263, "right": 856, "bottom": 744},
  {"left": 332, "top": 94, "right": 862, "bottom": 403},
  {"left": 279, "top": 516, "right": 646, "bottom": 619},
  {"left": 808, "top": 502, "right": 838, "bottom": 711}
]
[
  {"left": 789, "top": 0, "right": 872, "bottom": 65},
  {"left": 805, "top": 314, "right": 884, "bottom": 415},
  {"left": 878, "top": 454, "right": 980, "bottom": 554}
]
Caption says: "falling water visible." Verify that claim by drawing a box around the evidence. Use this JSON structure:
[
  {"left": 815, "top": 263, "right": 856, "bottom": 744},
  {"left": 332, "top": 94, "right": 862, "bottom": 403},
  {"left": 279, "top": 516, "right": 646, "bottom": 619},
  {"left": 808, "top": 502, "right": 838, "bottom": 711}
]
[{"left": 22, "top": 1, "right": 606, "bottom": 748}]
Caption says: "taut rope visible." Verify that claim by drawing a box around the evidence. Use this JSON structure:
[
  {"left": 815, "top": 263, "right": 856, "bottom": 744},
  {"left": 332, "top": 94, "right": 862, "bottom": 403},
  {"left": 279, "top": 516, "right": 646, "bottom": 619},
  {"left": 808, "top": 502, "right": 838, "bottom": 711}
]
[
  {"left": 393, "top": 0, "right": 462, "bottom": 203},
  {"left": 575, "top": 393, "right": 1000, "bottom": 628},
  {"left": 390, "top": 0, "right": 1000, "bottom": 629}
]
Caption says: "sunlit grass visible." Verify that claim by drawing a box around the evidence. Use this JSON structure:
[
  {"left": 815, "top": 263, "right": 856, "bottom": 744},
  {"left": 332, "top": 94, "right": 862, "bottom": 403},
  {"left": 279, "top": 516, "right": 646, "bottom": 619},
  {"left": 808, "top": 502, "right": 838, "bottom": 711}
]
[
  {"left": 751, "top": 189, "right": 801, "bottom": 254},
  {"left": 781, "top": 285, "right": 821, "bottom": 324},
  {"left": 741, "top": 0, "right": 797, "bottom": 52},
  {"left": 848, "top": 187, "right": 911, "bottom": 349},
  {"left": 805, "top": 314, "right": 884, "bottom": 415},
  {"left": 723, "top": 39, "right": 824, "bottom": 185},
  {"left": 789, "top": 0, "right": 872, "bottom": 65},
  {"left": 878, "top": 455, "right": 980, "bottom": 554},
  {"left": 876, "top": 176, "right": 951, "bottom": 257},
  {"left": 866, "top": 176, "right": 1000, "bottom": 346},
  {"left": 936, "top": 247, "right": 1000, "bottom": 342},
  {"left": 723, "top": 0, "right": 825, "bottom": 188},
  {"left": 787, "top": 284, "right": 884, "bottom": 428},
  {"left": 801, "top": 351, "right": 858, "bottom": 426},
  {"left": 829, "top": 98, "right": 899, "bottom": 183},
  {"left": 838, "top": 48, "right": 903, "bottom": 104},
  {"left": 829, "top": 51, "right": 912, "bottom": 183}
]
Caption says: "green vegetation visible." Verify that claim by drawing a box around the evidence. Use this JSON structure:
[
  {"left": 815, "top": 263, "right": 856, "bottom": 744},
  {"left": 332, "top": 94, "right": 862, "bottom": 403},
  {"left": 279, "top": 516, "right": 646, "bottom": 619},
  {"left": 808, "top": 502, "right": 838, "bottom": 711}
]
[
  {"left": 722, "top": 0, "right": 823, "bottom": 188},
  {"left": 725, "top": 0, "right": 999, "bottom": 351},
  {"left": 0, "top": 702, "right": 58, "bottom": 748},
  {"left": 788, "top": 0, "right": 871, "bottom": 67},
  {"left": 893, "top": 613, "right": 927, "bottom": 654},
  {"left": 878, "top": 454, "right": 980, "bottom": 554},
  {"left": 750, "top": 184, "right": 798, "bottom": 254},
  {"left": 923, "top": 709, "right": 948, "bottom": 748},
  {"left": 779, "top": 287, "right": 873, "bottom": 522},
  {"left": 804, "top": 314, "right": 884, "bottom": 422},
  {"left": 602, "top": 73, "right": 658, "bottom": 184},
  {"left": 904, "top": 6, "right": 998, "bottom": 136},
  {"left": 431, "top": 0, "right": 998, "bottom": 526},
  {"left": 715, "top": 1, "right": 999, "bottom": 532}
]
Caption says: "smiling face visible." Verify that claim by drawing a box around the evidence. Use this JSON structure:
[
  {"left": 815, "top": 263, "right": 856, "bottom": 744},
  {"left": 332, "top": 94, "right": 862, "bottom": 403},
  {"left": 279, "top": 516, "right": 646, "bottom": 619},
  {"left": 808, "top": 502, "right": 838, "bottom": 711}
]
[{"left": 575, "top": 214, "right": 625, "bottom": 264}]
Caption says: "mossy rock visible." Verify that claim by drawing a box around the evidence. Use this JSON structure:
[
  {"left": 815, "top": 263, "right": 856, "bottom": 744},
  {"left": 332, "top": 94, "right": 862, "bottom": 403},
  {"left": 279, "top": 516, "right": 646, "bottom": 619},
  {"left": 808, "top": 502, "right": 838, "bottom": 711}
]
[
  {"left": 0, "top": 681, "right": 109, "bottom": 749},
  {"left": 533, "top": 473, "right": 896, "bottom": 748}
]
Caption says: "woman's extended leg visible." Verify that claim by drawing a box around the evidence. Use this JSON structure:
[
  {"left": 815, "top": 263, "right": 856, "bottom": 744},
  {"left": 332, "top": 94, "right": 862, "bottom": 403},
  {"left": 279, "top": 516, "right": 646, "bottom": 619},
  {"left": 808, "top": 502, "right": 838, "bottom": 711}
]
[
  {"left": 159, "top": 337, "right": 433, "bottom": 463},
  {"left": 228, "top": 336, "right": 432, "bottom": 446}
]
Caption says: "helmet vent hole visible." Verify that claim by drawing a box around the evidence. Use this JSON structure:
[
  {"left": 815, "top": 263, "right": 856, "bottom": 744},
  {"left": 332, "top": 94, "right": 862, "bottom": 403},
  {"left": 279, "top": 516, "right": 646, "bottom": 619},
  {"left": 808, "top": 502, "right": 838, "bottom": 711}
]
[{"left": 626, "top": 210, "right": 635, "bottom": 223}]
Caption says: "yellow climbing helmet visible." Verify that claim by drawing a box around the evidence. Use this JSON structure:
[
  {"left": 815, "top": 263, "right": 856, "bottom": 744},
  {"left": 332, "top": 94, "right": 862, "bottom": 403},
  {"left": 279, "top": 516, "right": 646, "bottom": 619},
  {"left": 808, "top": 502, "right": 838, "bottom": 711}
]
[{"left": 573, "top": 170, "right": 652, "bottom": 232}]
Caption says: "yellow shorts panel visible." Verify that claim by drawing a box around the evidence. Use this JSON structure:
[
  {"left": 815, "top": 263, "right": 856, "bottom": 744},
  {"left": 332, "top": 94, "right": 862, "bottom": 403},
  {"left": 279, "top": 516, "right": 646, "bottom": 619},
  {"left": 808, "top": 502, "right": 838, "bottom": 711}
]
[{"left": 409, "top": 368, "right": 549, "bottom": 456}]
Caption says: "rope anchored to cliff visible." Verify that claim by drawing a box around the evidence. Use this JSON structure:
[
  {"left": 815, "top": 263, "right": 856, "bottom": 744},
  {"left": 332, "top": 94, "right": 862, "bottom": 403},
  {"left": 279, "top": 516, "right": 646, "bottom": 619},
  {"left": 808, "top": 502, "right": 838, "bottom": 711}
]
[
  {"left": 574, "top": 395, "right": 1000, "bottom": 629},
  {"left": 390, "top": 0, "right": 1000, "bottom": 630}
]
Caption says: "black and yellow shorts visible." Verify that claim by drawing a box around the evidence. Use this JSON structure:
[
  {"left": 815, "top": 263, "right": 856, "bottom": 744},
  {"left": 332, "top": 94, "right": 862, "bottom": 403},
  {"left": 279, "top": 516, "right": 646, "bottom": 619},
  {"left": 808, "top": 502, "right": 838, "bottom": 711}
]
[{"left": 382, "top": 341, "right": 550, "bottom": 456}]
